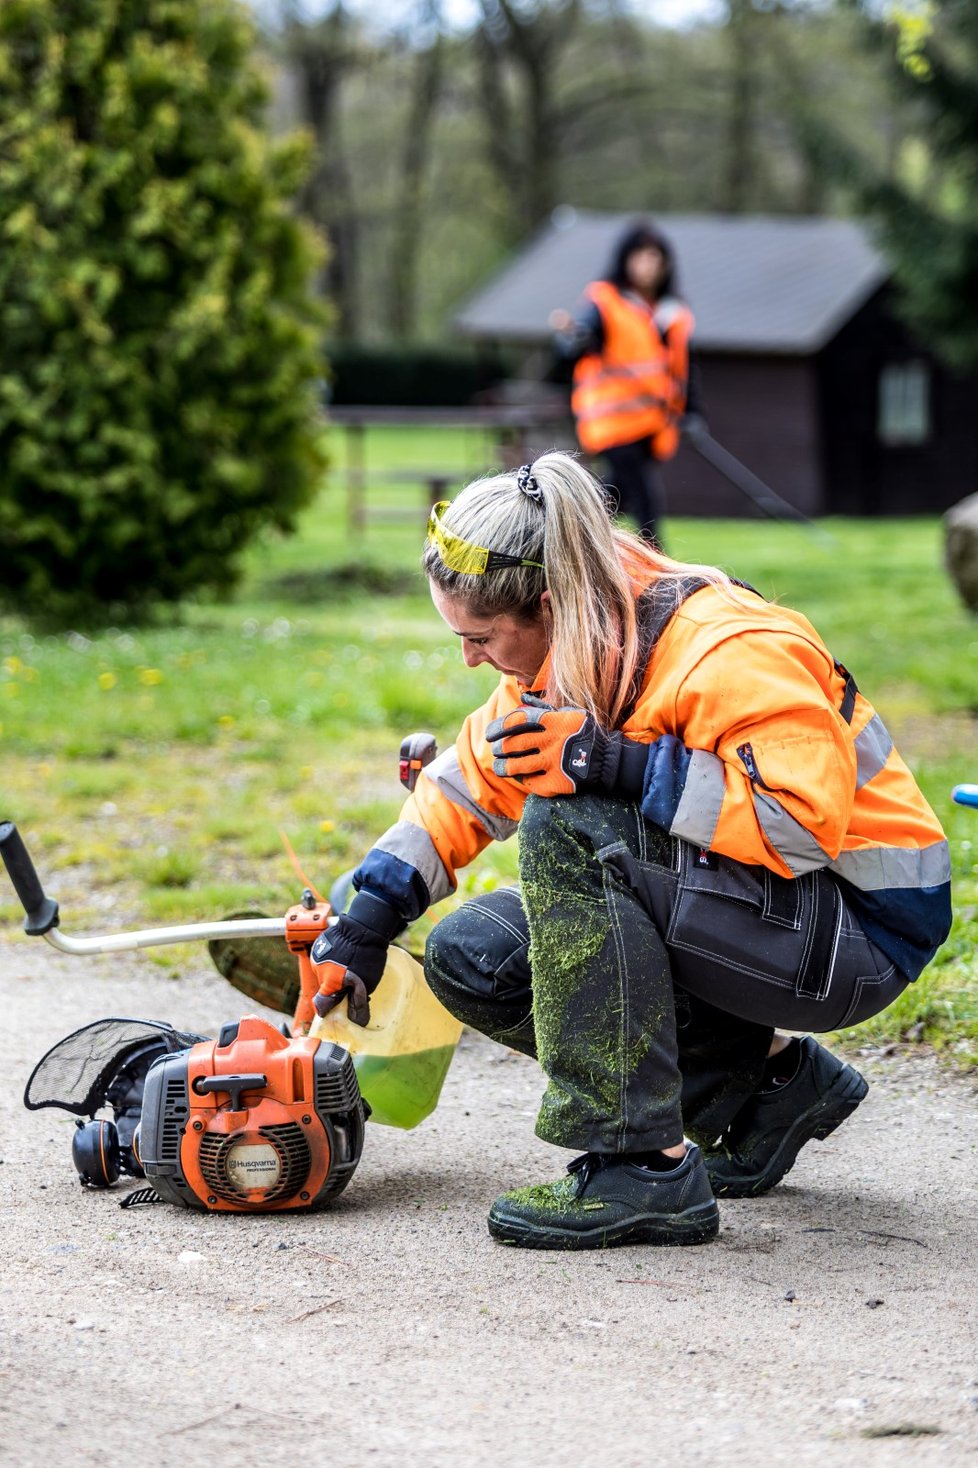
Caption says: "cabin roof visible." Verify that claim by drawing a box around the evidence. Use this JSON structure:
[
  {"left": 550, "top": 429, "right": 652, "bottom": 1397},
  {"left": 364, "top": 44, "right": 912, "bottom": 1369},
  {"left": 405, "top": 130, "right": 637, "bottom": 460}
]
[{"left": 453, "top": 208, "right": 889, "bottom": 354}]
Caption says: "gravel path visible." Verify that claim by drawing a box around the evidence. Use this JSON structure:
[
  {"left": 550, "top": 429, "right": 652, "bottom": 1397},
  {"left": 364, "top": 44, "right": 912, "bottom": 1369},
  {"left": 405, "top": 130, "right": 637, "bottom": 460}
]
[{"left": 1, "top": 934, "right": 976, "bottom": 1468}]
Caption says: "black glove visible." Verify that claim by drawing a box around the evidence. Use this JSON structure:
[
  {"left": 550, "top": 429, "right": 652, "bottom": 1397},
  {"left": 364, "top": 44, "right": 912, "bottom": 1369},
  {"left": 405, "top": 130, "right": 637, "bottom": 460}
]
[{"left": 310, "top": 891, "right": 405, "bottom": 1027}]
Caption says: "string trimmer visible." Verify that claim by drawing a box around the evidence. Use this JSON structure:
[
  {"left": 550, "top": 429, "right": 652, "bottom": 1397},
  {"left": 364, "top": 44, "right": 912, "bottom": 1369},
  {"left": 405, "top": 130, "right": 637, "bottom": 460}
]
[{"left": 7, "top": 732, "right": 446, "bottom": 1213}]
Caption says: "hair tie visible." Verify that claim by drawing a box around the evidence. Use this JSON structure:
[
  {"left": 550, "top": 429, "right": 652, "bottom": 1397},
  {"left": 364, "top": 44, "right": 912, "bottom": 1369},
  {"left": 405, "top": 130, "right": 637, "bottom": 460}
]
[{"left": 517, "top": 463, "right": 542, "bottom": 502}]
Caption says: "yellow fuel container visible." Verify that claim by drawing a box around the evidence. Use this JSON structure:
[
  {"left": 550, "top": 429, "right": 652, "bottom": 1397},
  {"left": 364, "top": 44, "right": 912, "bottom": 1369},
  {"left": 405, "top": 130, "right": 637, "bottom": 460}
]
[{"left": 309, "top": 945, "right": 463, "bottom": 1128}]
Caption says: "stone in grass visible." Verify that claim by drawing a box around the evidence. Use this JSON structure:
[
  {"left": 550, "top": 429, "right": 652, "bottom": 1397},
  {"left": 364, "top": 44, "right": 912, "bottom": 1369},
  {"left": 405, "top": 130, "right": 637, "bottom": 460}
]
[{"left": 944, "top": 492, "right": 978, "bottom": 613}]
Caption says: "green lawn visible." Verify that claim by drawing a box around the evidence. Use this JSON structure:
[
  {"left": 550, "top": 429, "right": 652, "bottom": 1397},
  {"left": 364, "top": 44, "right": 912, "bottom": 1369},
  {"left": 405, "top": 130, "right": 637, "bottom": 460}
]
[{"left": 1, "top": 426, "right": 976, "bottom": 1060}]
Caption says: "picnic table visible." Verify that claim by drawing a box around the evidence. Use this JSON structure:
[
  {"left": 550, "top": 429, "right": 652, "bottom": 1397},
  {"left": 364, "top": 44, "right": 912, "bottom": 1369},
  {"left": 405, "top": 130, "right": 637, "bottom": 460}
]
[{"left": 325, "top": 404, "right": 574, "bottom": 534}]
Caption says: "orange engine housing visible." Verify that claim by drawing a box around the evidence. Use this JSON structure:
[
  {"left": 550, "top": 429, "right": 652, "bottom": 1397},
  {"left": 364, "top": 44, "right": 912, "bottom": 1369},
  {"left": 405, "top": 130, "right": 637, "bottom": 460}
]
[{"left": 137, "top": 1014, "right": 364, "bottom": 1212}]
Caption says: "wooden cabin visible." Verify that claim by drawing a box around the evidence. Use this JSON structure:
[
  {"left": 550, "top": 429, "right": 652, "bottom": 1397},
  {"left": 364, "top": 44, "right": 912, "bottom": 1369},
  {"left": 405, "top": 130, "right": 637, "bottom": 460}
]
[{"left": 453, "top": 208, "right": 978, "bottom": 517}]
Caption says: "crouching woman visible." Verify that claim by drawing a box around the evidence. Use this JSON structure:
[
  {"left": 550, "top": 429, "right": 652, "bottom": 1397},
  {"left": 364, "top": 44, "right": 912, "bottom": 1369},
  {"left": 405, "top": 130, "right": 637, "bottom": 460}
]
[{"left": 310, "top": 451, "right": 951, "bottom": 1251}]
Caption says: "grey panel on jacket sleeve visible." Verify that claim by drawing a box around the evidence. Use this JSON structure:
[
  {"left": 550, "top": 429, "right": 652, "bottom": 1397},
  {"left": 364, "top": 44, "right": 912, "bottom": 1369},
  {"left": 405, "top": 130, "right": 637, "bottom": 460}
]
[
  {"left": 830, "top": 840, "right": 951, "bottom": 892},
  {"left": 753, "top": 791, "right": 830, "bottom": 876},
  {"left": 670, "top": 748, "right": 725, "bottom": 849},
  {"left": 854, "top": 714, "right": 894, "bottom": 790},
  {"left": 372, "top": 821, "right": 455, "bottom": 906},
  {"left": 426, "top": 746, "right": 520, "bottom": 842}
]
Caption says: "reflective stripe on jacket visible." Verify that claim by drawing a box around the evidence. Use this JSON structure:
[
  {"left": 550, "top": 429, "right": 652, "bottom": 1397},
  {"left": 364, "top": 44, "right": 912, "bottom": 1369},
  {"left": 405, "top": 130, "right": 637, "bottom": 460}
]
[
  {"left": 570, "top": 281, "right": 693, "bottom": 459},
  {"left": 355, "top": 582, "right": 951, "bottom": 981}
]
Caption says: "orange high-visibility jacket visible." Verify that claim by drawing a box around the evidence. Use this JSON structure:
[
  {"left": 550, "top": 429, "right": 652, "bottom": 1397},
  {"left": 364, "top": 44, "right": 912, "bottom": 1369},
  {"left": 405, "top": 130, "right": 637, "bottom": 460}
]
[
  {"left": 570, "top": 281, "right": 694, "bottom": 460},
  {"left": 356, "top": 582, "right": 950, "bottom": 982}
]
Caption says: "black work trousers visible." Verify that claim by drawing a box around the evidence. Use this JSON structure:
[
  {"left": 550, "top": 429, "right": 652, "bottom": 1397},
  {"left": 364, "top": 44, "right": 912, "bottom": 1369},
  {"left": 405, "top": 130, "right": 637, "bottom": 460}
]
[
  {"left": 424, "top": 795, "right": 907, "bottom": 1156},
  {"left": 602, "top": 437, "right": 665, "bottom": 545}
]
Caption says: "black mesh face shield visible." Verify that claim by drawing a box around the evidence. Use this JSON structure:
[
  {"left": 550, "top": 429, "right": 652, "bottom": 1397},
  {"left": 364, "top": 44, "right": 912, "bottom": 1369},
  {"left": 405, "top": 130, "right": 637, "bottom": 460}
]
[{"left": 24, "top": 1018, "right": 207, "bottom": 1118}]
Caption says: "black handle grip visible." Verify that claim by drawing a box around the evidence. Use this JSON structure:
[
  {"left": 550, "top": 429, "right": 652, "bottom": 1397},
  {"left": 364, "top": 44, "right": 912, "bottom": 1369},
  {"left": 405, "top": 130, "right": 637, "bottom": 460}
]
[
  {"left": 0, "top": 822, "right": 60, "bottom": 936},
  {"left": 399, "top": 732, "right": 437, "bottom": 792},
  {"left": 192, "top": 1072, "right": 267, "bottom": 1110}
]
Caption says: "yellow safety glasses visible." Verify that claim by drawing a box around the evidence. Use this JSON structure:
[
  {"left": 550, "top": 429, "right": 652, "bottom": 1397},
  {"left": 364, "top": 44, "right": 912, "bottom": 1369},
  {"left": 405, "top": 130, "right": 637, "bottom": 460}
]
[{"left": 426, "top": 501, "right": 544, "bottom": 576}]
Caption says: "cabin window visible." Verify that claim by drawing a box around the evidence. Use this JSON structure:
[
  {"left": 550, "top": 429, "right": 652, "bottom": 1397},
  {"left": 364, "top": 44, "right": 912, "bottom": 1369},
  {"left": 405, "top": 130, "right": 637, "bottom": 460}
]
[{"left": 877, "top": 360, "right": 930, "bottom": 445}]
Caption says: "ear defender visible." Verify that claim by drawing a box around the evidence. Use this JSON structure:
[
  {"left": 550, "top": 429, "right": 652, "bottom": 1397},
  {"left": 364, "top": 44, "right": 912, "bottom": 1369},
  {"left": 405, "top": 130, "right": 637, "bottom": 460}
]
[{"left": 72, "top": 1117, "right": 122, "bottom": 1188}]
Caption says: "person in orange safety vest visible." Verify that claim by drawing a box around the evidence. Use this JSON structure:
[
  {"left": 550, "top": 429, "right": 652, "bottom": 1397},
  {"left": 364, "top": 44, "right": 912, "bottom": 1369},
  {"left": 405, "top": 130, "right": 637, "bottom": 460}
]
[
  {"left": 310, "top": 452, "right": 952, "bottom": 1252},
  {"left": 551, "top": 220, "right": 701, "bottom": 548}
]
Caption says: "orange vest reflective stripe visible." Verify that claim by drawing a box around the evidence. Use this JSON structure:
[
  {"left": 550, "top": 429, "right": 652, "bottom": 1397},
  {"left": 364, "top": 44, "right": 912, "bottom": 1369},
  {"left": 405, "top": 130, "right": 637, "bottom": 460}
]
[{"left": 571, "top": 281, "right": 693, "bottom": 459}]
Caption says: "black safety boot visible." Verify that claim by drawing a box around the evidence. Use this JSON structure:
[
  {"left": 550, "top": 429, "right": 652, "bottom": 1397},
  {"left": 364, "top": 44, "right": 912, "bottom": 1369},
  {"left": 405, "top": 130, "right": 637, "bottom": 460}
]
[
  {"left": 704, "top": 1036, "right": 868, "bottom": 1198},
  {"left": 487, "top": 1144, "right": 719, "bottom": 1250}
]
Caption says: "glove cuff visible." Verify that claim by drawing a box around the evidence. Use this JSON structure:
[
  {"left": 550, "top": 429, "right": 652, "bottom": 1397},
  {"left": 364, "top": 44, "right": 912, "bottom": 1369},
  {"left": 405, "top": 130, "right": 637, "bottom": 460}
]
[
  {"left": 346, "top": 890, "right": 407, "bottom": 942},
  {"left": 613, "top": 736, "right": 649, "bottom": 800},
  {"left": 592, "top": 730, "right": 647, "bottom": 799}
]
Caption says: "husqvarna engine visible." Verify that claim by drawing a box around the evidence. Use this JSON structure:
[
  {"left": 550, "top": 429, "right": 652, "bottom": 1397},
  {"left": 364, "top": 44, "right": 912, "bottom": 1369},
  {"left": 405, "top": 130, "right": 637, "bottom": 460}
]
[{"left": 139, "top": 1014, "right": 364, "bottom": 1211}]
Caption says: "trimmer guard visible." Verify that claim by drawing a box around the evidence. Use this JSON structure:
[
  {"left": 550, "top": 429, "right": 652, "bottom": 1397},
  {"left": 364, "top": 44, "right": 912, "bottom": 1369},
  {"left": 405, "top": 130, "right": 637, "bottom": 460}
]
[
  {"left": 24, "top": 1017, "right": 208, "bottom": 1117},
  {"left": 207, "top": 911, "right": 300, "bottom": 1015}
]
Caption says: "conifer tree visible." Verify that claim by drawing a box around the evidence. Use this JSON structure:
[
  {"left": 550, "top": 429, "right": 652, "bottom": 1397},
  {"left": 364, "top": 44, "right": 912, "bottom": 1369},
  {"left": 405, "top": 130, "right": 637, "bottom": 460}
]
[
  {"left": 853, "top": 1, "right": 978, "bottom": 371},
  {"left": 0, "top": 0, "right": 328, "bottom": 621}
]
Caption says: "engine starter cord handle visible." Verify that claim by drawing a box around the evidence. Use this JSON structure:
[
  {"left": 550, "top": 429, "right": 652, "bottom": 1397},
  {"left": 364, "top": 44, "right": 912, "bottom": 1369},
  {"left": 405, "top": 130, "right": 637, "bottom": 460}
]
[{"left": 192, "top": 1072, "right": 267, "bottom": 1110}]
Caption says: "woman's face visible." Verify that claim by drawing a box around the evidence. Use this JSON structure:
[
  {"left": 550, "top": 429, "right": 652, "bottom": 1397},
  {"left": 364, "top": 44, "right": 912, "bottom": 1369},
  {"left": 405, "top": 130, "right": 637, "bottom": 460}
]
[
  {"left": 430, "top": 583, "right": 551, "bottom": 686},
  {"left": 625, "top": 243, "right": 666, "bottom": 295}
]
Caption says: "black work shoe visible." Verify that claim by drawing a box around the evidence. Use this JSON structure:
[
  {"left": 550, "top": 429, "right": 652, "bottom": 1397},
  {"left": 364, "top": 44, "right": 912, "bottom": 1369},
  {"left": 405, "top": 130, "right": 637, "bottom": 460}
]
[
  {"left": 704, "top": 1036, "right": 868, "bottom": 1199},
  {"left": 487, "top": 1144, "right": 719, "bottom": 1250}
]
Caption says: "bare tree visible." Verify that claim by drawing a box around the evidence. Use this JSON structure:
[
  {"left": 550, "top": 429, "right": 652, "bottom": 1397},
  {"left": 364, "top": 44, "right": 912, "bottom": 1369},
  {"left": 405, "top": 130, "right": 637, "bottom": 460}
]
[
  {"left": 280, "top": 1, "right": 366, "bottom": 337},
  {"left": 721, "top": 0, "right": 760, "bottom": 212},
  {"left": 387, "top": 1, "right": 446, "bottom": 338},
  {"left": 475, "top": 0, "right": 584, "bottom": 234}
]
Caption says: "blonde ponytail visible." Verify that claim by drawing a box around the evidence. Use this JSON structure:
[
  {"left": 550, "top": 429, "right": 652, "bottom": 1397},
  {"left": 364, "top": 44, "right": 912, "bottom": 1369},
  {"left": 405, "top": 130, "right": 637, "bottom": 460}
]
[{"left": 423, "top": 451, "right": 733, "bottom": 727}]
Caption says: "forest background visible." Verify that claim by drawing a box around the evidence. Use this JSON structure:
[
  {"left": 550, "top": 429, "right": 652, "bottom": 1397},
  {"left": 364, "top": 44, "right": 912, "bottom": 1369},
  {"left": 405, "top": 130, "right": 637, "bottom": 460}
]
[{"left": 258, "top": 0, "right": 961, "bottom": 359}]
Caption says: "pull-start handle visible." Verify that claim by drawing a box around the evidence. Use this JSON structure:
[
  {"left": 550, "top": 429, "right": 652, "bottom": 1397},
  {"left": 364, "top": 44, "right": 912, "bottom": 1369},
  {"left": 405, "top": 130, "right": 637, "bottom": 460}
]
[
  {"left": 0, "top": 822, "right": 60, "bottom": 936},
  {"left": 192, "top": 1073, "right": 268, "bottom": 1110}
]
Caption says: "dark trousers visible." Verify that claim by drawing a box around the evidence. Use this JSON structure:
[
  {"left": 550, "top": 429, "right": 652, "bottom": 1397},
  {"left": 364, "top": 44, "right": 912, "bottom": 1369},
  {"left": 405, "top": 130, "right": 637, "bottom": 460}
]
[
  {"left": 602, "top": 438, "right": 665, "bottom": 545},
  {"left": 425, "top": 795, "right": 906, "bottom": 1156}
]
